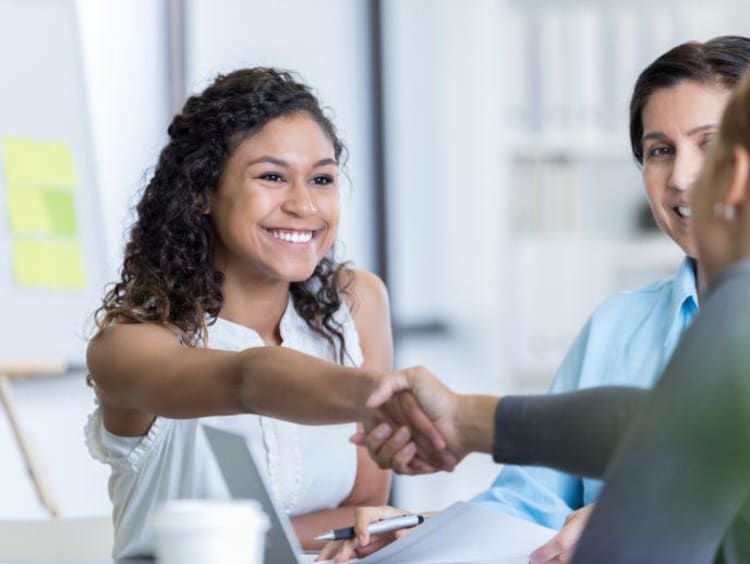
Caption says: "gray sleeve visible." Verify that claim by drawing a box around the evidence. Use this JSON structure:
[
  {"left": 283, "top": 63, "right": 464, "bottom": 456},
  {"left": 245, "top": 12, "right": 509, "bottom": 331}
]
[
  {"left": 493, "top": 386, "right": 647, "bottom": 478},
  {"left": 572, "top": 269, "right": 750, "bottom": 564}
]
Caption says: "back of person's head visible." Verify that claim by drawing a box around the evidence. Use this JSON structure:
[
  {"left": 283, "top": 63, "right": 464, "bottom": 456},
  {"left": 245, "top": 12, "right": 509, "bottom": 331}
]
[
  {"left": 696, "top": 67, "right": 750, "bottom": 198},
  {"left": 715, "top": 67, "right": 750, "bottom": 157},
  {"left": 96, "top": 68, "right": 351, "bottom": 357},
  {"left": 630, "top": 35, "right": 750, "bottom": 164},
  {"left": 690, "top": 68, "right": 750, "bottom": 285}
]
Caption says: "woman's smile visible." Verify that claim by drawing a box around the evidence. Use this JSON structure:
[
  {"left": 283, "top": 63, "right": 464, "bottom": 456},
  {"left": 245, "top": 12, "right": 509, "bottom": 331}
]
[{"left": 264, "top": 227, "right": 319, "bottom": 244}]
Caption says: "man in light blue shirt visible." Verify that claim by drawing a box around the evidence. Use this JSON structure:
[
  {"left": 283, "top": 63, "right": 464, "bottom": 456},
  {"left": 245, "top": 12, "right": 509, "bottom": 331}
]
[{"left": 472, "top": 257, "right": 698, "bottom": 529}]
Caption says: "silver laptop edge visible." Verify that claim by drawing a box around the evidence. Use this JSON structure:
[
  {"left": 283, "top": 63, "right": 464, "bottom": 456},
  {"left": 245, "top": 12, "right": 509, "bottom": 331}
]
[{"left": 203, "top": 424, "right": 302, "bottom": 564}]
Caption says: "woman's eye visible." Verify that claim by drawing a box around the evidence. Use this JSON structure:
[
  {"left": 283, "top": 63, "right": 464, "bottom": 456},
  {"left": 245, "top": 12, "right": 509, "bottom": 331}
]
[
  {"left": 311, "top": 175, "right": 334, "bottom": 186},
  {"left": 647, "top": 145, "right": 673, "bottom": 159},
  {"left": 260, "top": 173, "right": 284, "bottom": 182}
]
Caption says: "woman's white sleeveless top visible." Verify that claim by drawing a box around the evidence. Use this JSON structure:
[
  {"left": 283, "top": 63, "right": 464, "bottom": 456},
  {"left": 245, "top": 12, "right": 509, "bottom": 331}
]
[{"left": 85, "top": 298, "right": 363, "bottom": 558}]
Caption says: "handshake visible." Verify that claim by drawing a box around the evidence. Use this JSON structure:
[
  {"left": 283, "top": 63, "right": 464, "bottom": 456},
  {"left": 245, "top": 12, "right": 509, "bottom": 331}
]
[{"left": 355, "top": 367, "right": 499, "bottom": 475}]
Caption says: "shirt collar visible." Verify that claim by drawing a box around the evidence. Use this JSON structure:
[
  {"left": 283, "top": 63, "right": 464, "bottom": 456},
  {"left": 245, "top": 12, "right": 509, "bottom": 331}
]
[
  {"left": 212, "top": 294, "right": 296, "bottom": 346},
  {"left": 671, "top": 256, "right": 699, "bottom": 315},
  {"left": 661, "top": 256, "right": 699, "bottom": 356}
]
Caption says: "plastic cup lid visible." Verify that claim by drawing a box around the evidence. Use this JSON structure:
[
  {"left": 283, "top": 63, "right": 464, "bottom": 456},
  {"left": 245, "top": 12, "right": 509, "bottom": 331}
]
[{"left": 153, "top": 499, "right": 270, "bottom": 534}]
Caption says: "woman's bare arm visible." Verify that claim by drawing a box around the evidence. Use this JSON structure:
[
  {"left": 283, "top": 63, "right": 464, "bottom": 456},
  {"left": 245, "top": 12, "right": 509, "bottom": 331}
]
[{"left": 88, "top": 322, "right": 383, "bottom": 436}]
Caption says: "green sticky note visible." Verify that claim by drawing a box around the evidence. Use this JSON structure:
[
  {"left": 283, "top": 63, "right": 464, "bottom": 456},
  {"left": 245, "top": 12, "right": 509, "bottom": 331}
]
[
  {"left": 1, "top": 137, "right": 77, "bottom": 191},
  {"left": 11, "top": 238, "right": 86, "bottom": 289},
  {"left": 43, "top": 190, "right": 77, "bottom": 235},
  {"left": 6, "top": 189, "right": 77, "bottom": 236}
]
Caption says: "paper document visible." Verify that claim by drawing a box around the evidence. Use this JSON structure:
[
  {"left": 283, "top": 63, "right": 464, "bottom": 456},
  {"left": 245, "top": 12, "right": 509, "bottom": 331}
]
[{"left": 350, "top": 501, "right": 555, "bottom": 564}]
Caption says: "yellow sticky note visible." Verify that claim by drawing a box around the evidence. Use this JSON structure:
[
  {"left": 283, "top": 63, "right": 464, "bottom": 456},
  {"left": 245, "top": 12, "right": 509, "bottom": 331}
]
[
  {"left": 11, "top": 238, "right": 86, "bottom": 289},
  {"left": 6, "top": 189, "right": 77, "bottom": 236},
  {"left": 1, "top": 137, "right": 77, "bottom": 191}
]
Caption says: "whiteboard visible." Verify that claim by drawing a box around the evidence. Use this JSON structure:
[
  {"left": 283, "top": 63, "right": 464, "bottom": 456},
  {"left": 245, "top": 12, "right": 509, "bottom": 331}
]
[{"left": 0, "top": 0, "right": 106, "bottom": 366}]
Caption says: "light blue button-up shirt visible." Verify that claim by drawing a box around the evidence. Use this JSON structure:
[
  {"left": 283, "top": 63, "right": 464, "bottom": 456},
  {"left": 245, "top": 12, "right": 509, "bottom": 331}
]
[{"left": 472, "top": 257, "right": 699, "bottom": 529}]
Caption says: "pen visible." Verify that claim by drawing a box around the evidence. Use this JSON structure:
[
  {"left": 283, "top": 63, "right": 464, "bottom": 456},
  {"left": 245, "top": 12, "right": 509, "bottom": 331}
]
[{"left": 314, "top": 513, "right": 427, "bottom": 541}]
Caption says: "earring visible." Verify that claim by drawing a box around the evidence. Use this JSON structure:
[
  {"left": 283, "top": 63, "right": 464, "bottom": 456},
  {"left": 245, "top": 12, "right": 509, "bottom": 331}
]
[{"left": 713, "top": 202, "right": 736, "bottom": 221}]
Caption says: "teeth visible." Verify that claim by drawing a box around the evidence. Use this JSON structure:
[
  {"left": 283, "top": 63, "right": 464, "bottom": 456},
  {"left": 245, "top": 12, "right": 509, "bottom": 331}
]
[
  {"left": 269, "top": 229, "right": 313, "bottom": 243},
  {"left": 677, "top": 206, "right": 692, "bottom": 218}
]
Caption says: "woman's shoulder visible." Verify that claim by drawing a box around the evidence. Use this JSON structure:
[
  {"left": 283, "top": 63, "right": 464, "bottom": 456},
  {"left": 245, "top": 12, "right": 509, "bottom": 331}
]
[
  {"left": 89, "top": 322, "right": 182, "bottom": 352},
  {"left": 87, "top": 323, "right": 183, "bottom": 379},
  {"left": 339, "top": 269, "right": 392, "bottom": 370},
  {"left": 340, "top": 269, "right": 389, "bottom": 321}
]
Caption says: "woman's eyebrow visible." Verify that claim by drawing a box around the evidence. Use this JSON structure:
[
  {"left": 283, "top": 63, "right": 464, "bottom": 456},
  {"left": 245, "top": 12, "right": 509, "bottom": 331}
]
[
  {"left": 246, "top": 156, "right": 337, "bottom": 167},
  {"left": 247, "top": 156, "right": 288, "bottom": 167},
  {"left": 642, "top": 131, "right": 669, "bottom": 143},
  {"left": 642, "top": 123, "right": 719, "bottom": 143},
  {"left": 686, "top": 123, "right": 719, "bottom": 136}
]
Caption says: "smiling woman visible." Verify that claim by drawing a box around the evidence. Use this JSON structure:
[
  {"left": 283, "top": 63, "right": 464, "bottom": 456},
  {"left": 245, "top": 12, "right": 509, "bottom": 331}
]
[
  {"left": 209, "top": 114, "right": 341, "bottom": 306},
  {"left": 82, "top": 68, "right": 412, "bottom": 559}
]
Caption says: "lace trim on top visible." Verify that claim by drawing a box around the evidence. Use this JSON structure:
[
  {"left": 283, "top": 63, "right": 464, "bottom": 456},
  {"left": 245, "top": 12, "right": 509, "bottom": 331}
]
[
  {"left": 85, "top": 408, "right": 171, "bottom": 472},
  {"left": 275, "top": 305, "right": 303, "bottom": 514}
]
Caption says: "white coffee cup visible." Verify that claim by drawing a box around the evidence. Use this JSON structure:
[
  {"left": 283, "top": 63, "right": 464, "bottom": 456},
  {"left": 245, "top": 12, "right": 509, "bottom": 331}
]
[{"left": 153, "top": 499, "right": 269, "bottom": 564}]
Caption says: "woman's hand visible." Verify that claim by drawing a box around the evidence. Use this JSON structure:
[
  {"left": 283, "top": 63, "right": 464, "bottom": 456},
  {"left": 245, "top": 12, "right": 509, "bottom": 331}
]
[
  {"left": 315, "top": 505, "right": 416, "bottom": 562},
  {"left": 358, "top": 366, "right": 498, "bottom": 474},
  {"left": 356, "top": 389, "right": 454, "bottom": 475},
  {"left": 528, "top": 504, "right": 594, "bottom": 564}
]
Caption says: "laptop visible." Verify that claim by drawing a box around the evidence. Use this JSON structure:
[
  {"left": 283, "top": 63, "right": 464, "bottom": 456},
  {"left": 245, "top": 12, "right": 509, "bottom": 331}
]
[
  {"left": 203, "top": 425, "right": 549, "bottom": 564},
  {"left": 203, "top": 425, "right": 304, "bottom": 564}
]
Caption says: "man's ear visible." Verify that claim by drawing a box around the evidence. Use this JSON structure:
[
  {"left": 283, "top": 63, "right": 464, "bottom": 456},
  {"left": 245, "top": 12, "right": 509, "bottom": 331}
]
[{"left": 725, "top": 145, "right": 750, "bottom": 209}]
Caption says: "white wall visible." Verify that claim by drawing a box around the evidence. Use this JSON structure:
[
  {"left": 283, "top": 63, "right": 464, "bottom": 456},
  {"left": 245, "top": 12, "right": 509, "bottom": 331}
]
[
  {"left": 381, "top": 0, "right": 511, "bottom": 510},
  {"left": 2, "top": 0, "right": 169, "bottom": 518},
  {"left": 77, "top": 0, "right": 170, "bottom": 278}
]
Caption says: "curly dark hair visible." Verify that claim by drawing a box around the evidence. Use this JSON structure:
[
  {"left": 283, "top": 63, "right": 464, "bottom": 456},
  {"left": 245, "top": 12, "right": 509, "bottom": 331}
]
[
  {"left": 630, "top": 35, "right": 750, "bottom": 164},
  {"left": 95, "top": 67, "right": 353, "bottom": 361}
]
